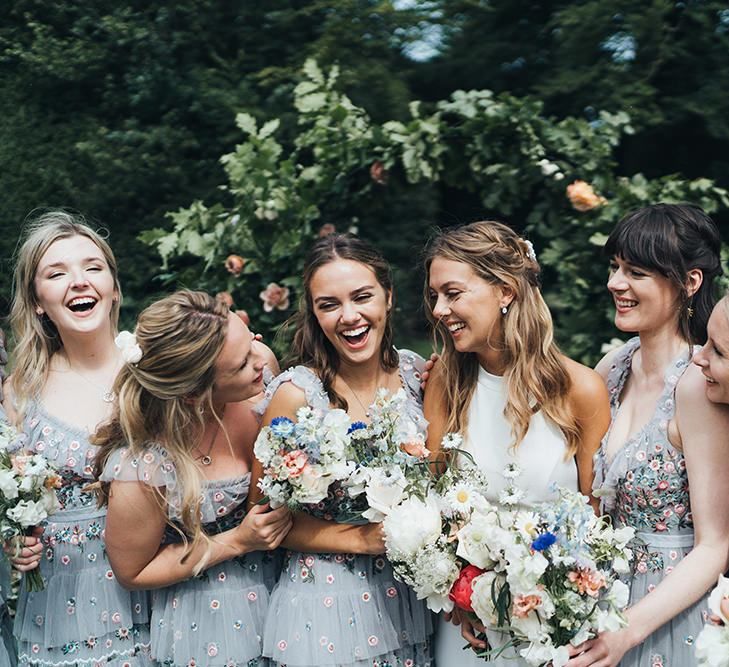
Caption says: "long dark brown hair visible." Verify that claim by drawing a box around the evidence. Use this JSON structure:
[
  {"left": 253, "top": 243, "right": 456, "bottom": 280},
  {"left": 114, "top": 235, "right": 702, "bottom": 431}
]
[{"left": 284, "top": 234, "right": 399, "bottom": 409}]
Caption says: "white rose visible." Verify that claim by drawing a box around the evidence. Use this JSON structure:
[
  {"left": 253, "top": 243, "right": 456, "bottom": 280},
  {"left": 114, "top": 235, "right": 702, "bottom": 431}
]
[
  {"left": 426, "top": 592, "right": 453, "bottom": 614},
  {"left": 384, "top": 494, "right": 441, "bottom": 556},
  {"left": 0, "top": 470, "right": 19, "bottom": 500},
  {"left": 612, "top": 556, "right": 630, "bottom": 574},
  {"left": 39, "top": 487, "right": 61, "bottom": 515},
  {"left": 471, "top": 571, "right": 507, "bottom": 627},
  {"left": 456, "top": 516, "right": 497, "bottom": 569},
  {"left": 708, "top": 575, "right": 729, "bottom": 624},
  {"left": 361, "top": 467, "right": 408, "bottom": 523},
  {"left": 7, "top": 499, "right": 48, "bottom": 527},
  {"left": 295, "top": 467, "right": 331, "bottom": 504},
  {"left": 696, "top": 624, "right": 729, "bottom": 667},
  {"left": 606, "top": 579, "right": 630, "bottom": 609}
]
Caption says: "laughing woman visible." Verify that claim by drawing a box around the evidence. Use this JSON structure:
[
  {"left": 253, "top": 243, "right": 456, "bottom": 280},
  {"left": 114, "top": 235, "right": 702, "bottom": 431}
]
[
  {"left": 567, "top": 204, "right": 729, "bottom": 667},
  {"left": 93, "top": 290, "right": 291, "bottom": 666},
  {"left": 3, "top": 211, "right": 151, "bottom": 665},
  {"left": 250, "top": 234, "right": 434, "bottom": 667}
]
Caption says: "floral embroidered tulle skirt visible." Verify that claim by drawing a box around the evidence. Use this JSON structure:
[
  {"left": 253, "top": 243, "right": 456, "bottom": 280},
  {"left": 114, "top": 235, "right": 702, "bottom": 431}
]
[
  {"left": 620, "top": 531, "right": 707, "bottom": 667},
  {"left": 150, "top": 552, "right": 275, "bottom": 666},
  {"left": 13, "top": 506, "right": 151, "bottom": 666},
  {"left": 1, "top": 556, "right": 17, "bottom": 667},
  {"left": 262, "top": 550, "right": 433, "bottom": 667}
]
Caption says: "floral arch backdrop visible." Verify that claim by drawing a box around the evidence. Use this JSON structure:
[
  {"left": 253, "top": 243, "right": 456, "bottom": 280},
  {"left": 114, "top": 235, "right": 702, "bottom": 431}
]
[{"left": 142, "top": 60, "right": 729, "bottom": 363}]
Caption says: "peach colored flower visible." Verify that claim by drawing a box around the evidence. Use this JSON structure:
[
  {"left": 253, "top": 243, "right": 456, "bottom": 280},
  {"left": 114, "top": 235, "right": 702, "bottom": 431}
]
[
  {"left": 283, "top": 450, "right": 309, "bottom": 478},
  {"left": 370, "top": 160, "right": 388, "bottom": 185},
  {"left": 566, "top": 180, "right": 607, "bottom": 212},
  {"left": 45, "top": 475, "right": 62, "bottom": 490},
  {"left": 318, "top": 223, "right": 336, "bottom": 238},
  {"left": 259, "top": 282, "right": 290, "bottom": 312},
  {"left": 224, "top": 255, "right": 245, "bottom": 275},
  {"left": 235, "top": 309, "right": 250, "bottom": 326},
  {"left": 567, "top": 568, "right": 607, "bottom": 597},
  {"left": 215, "top": 292, "right": 234, "bottom": 308},
  {"left": 401, "top": 440, "right": 430, "bottom": 459},
  {"left": 512, "top": 594, "right": 543, "bottom": 618}
]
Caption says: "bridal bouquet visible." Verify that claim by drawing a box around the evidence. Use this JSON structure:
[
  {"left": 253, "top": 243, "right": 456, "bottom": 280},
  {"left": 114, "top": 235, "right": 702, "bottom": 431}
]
[
  {"left": 382, "top": 433, "right": 490, "bottom": 612},
  {"left": 341, "top": 388, "right": 432, "bottom": 523},
  {"left": 0, "top": 421, "right": 61, "bottom": 591},
  {"left": 696, "top": 575, "right": 729, "bottom": 666},
  {"left": 453, "top": 486, "right": 634, "bottom": 666},
  {"left": 254, "top": 406, "right": 354, "bottom": 509}
]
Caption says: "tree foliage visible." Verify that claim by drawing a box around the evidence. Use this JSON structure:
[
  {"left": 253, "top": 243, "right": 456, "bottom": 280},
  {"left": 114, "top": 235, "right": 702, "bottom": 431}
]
[{"left": 145, "top": 61, "right": 729, "bottom": 363}]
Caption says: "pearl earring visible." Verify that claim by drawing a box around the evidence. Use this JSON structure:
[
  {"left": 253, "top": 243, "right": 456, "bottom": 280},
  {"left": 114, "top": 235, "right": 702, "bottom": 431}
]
[
  {"left": 36, "top": 307, "right": 44, "bottom": 316},
  {"left": 501, "top": 306, "right": 508, "bottom": 315}
]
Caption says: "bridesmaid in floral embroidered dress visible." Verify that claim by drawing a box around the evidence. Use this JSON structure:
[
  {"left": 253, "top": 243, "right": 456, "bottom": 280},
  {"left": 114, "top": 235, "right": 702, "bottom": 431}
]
[
  {"left": 250, "top": 234, "right": 434, "bottom": 667},
  {"left": 93, "top": 290, "right": 291, "bottom": 667},
  {"left": 567, "top": 204, "right": 729, "bottom": 667},
  {"left": 3, "top": 211, "right": 151, "bottom": 665}
]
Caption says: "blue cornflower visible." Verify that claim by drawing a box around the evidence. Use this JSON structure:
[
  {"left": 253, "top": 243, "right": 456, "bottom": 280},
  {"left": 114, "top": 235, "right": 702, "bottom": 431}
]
[
  {"left": 348, "top": 421, "right": 367, "bottom": 434},
  {"left": 531, "top": 532, "right": 557, "bottom": 551},
  {"left": 270, "top": 416, "right": 295, "bottom": 437}
]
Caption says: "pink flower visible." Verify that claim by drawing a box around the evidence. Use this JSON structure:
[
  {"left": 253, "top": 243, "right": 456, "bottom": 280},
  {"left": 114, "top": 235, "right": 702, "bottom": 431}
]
[
  {"left": 259, "top": 282, "right": 290, "bottom": 312},
  {"left": 224, "top": 255, "right": 245, "bottom": 275},
  {"left": 401, "top": 440, "right": 430, "bottom": 459},
  {"left": 369, "top": 161, "right": 388, "bottom": 185},
  {"left": 283, "top": 450, "right": 309, "bottom": 477},
  {"left": 567, "top": 568, "right": 607, "bottom": 597},
  {"left": 318, "top": 223, "right": 336, "bottom": 237},
  {"left": 512, "top": 593, "right": 544, "bottom": 618}
]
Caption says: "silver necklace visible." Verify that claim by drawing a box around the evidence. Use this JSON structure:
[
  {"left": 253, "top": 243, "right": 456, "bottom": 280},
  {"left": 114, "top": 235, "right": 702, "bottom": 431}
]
[
  {"left": 68, "top": 366, "right": 118, "bottom": 403},
  {"left": 339, "top": 371, "right": 382, "bottom": 418},
  {"left": 196, "top": 421, "right": 221, "bottom": 466}
]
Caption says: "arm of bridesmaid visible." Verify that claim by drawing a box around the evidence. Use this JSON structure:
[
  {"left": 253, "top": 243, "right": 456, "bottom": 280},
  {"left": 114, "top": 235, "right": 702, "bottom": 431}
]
[
  {"left": 565, "top": 358, "right": 611, "bottom": 514},
  {"left": 565, "top": 363, "right": 729, "bottom": 667}
]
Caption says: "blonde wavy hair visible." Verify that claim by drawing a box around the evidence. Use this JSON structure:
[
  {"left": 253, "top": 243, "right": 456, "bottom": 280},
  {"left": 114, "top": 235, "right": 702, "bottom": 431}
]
[
  {"left": 424, "top": 221, "right": 580, "bottom": 457},
  {"left": 93, "top": 290, "right": 230, "bottom": 573},
  {"left": 8, "top": 210, "right": 121, "bottom": 426}
]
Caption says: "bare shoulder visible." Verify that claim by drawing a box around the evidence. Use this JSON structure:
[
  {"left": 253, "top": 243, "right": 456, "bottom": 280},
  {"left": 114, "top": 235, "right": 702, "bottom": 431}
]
[
  {"left": 1, "top": 376, "right": 19, "bottom": 423},
  {"left": 593, "top": 344, "right": 626, "bottom": 381},
  {"left": 261, "top": 377, "right": 309, "bottom": 425},
  {"left": 676, "top": 363, "right": 723, "bottom": 415},
  {"left": 562, "top": 356, "right": 610, "bottom": 418}
]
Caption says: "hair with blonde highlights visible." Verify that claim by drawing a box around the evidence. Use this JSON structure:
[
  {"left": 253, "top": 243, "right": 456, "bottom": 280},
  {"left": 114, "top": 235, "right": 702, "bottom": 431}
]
[
  {"left": 284, "top": 234, "right": 399, "bottom": 409},
  {"left": 9, "top": 210, "right": 122, "bottom": 426},
  {"left": 424, "top": 221, "right": 580, "bottom": 456},
  {"left": 93, "top": 290, "right": 230, "bottom": 573}
]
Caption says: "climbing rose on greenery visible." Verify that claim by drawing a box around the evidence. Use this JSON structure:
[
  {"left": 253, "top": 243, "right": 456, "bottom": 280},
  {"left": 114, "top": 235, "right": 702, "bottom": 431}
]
[
  {"left": 566, "top": 180, "right": 607, "bottom": 212},
  {"left": 259, "top": 282, "right": 290, "bottom": 312},
  {"left": 225, "top": 254, "right": 245, "bottom": 275}
]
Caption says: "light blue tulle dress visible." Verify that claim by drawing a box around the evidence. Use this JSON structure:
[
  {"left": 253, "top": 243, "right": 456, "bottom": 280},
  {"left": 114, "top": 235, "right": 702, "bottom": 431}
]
[
  {"left": 0, "top": 405, "right": 18, "bottom": 666},
  {"left": 100, "top": 445, "right": 280, "bottom": 666},
  {"left": 254, "top": 350, "right": 434, "bottom": 667},
  {"left": 593, "top": 338, "right": 707, "bottom": 667},
  {"left": 12, "top": 400, "right": 151, "bottom": 666}
]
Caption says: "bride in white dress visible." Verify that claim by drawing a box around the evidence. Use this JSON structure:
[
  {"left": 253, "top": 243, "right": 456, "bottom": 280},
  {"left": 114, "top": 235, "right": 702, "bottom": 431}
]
[{"left": 421, "top": 221, "right": 610, "bottom": 666}]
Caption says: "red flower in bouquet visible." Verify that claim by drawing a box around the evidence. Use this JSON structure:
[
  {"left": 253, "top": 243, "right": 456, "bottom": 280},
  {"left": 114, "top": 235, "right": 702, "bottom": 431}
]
[{"left": 449, "top": 564, "right": 485, "bottom": 612}]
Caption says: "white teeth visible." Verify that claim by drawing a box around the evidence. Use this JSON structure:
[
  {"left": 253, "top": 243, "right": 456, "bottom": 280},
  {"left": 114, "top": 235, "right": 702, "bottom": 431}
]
[
  {"left": 705, "top": 376, "right": 716, "bottom": 384},
  {"left": 616, "top": 298, "right": 638, "bottom": 308},
  {"left": 341, "top": 325, "right": 368, "bottom": 337},
  {"left": 68, "top": 297, "right": 96, "bottom": 307},
  {"left": 448, "top": 322, "right": 466, "bottom": 333}
]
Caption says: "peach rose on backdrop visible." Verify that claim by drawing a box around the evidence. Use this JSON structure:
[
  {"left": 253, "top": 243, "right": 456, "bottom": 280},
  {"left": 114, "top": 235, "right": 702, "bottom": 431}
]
[
  {"left": 318, "top": 223, "right": 337, "bottom": 237},
  {"left": 224, "top": 254, "right": 246, "bottom": 275},
  {"left": 260, "top": 282, "right": 290, "bottom": 312},
  {"left": 370, "top": 160, "right": 388, "bottom": 185},
  {"left": 566, "top": 180, "right": 607, "bottom": 212}
]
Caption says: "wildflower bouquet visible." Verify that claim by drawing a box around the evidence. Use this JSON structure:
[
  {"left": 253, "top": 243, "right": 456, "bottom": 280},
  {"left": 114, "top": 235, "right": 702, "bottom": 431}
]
[
  {"left": 254, "top": 406, "right": 354, "bottom": 509},
  {"left": 0, "top": 421, "right": 61, "bottom": 592},
  {"left": 454, "top": 486, "right": 634, "bottom": 666},
  {"left": 341, "top": 388, "right": 432, "bottom": 523},
  {"left": 695, "top": 575, "right": 729, "bottom": 666},
  {"left": 382, "top": 433, "right": 490, "bottom": 612}
]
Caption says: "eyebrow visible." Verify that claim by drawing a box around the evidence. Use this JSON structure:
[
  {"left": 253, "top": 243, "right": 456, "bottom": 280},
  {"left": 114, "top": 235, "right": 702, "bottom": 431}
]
[
  {"left": 313, "top": 284, "right": 376, "bottom": 304},
  {"left": 41, "top": 256, "right": 106, "bottom": 270},
  {"left": 431, "top": 280, "right": 467, "bottom": 291}
]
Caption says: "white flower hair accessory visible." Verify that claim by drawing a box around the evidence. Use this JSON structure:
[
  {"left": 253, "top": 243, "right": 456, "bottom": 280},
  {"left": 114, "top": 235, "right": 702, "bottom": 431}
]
[
  {"left": 523, "top": 239, "right": 537, "bottom": 262},
  {"left": 115, "top": 330, "right": 143, "bottom": 364}
]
